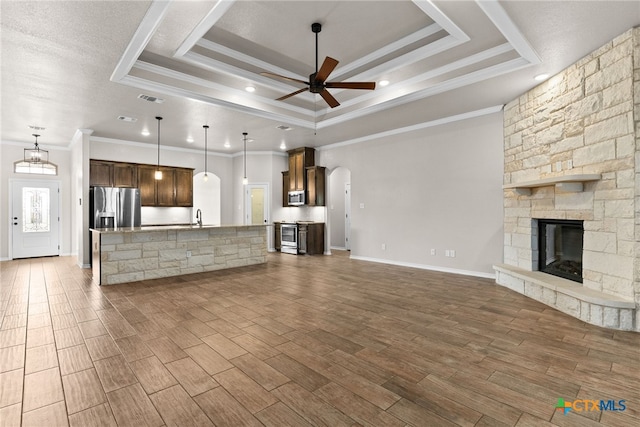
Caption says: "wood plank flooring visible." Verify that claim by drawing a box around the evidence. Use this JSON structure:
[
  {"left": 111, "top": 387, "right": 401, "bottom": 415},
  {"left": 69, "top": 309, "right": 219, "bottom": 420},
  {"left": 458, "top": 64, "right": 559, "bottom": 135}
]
[{"left": 1, "top": 252, "right": 638, "bottom": 426}]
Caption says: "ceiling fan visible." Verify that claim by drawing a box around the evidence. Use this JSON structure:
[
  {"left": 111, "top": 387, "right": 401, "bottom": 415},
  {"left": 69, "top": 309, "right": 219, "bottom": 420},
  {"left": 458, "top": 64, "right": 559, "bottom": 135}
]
[{"left": 261, "top": 23, "right": 376, "bottom": 108}]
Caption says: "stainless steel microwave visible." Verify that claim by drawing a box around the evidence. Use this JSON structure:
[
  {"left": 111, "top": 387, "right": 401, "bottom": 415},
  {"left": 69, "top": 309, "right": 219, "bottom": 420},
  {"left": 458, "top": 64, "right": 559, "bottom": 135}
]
[{"left": 288, "top": 190, "right": 305, "bottom": 206}]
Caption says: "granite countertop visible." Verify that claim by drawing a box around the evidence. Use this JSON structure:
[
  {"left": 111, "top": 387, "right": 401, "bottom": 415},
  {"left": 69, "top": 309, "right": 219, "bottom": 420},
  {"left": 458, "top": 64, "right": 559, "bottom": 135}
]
[{"left": 90, "top": 224, "right": 265, "bottom": 233}]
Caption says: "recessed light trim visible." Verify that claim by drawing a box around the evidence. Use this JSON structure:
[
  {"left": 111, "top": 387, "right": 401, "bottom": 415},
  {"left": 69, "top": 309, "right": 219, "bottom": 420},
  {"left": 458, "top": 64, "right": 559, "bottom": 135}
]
[
  {"left": 186, "top": 136, "right": 194, "bottom": 143},
  {"left": 379, "top": 80, "right": 390, "bottom": 87},
  {"left": 141, "top": 130, "right": 150, "bottom": 136},
  {"left": 245, "top": 86, "right": 256, "bottom": 93},
  {"left": 534, "top": 73, "right": 549, "bottom": 81}
]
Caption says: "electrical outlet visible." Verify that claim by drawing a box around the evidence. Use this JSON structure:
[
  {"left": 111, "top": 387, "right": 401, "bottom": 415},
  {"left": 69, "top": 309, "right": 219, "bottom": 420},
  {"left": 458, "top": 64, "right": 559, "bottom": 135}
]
[
  {"left": 186, "top": 251, "right": 192, "bottom": 257},
  {"left": 450, "top": 250, "right": 456, "bottom": 257},
  {"left": 360, "top": 203, "right": 365, "bottom": 209},
  {"left": 430, "top": 249, "right": 436, "bottom": 255},
  {"left": 381, "top": 243, "right": 386, "bottom": 250}
]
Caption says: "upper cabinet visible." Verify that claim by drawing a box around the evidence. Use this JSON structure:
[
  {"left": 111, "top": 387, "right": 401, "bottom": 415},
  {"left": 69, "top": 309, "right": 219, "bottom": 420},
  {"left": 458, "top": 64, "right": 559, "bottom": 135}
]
[
  {"left": 90, "top": 160, "right": 138, "bottom": 188},
  {"left": 89, "top": 160, "right": 114, "bottom": 187},
  {"left": 306, "top": 166, "right": 326, "bottom": 206},
  {"left": 283, "top": 148, "right": 325, "bottom": 206},
  {"left": 287, "top": 147, "right": 315, "bottom": 192},
  {"left": 113, "top": 163, "right": 137, "bottom": 187},
  {"left": 91, "top": 159, "right": 193, "bottom": 207}
]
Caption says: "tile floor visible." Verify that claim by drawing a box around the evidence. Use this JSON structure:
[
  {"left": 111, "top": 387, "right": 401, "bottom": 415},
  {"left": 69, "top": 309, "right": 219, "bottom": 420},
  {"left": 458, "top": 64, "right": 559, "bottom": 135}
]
[{"left": 0, "top": 251, "right": 638, "bottom": 426}]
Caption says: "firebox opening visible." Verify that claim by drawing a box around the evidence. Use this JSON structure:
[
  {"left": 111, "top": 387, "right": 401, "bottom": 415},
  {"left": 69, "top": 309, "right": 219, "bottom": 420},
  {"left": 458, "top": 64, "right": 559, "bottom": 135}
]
[{"left": 538, "top": 219, "right": 584, "bottom": 283}]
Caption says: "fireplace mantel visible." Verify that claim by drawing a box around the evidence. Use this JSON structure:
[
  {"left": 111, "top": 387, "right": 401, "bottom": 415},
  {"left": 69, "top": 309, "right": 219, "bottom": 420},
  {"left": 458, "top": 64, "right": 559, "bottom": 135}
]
[{"left": 503, "top": 174, "right": 601, "bottom": 195}]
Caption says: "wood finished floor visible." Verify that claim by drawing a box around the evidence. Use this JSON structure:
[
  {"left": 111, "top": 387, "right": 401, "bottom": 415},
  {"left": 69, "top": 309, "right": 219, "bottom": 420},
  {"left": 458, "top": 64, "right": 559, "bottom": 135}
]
[{"left": 0, "top": 252, "right": 638, "bottom": 427}]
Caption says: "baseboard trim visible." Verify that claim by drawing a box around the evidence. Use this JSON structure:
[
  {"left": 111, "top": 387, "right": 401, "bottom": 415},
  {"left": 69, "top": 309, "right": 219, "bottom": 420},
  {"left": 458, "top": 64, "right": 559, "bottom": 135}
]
[{"left": 350, "top": 255, "right": 496, "bottom": 279}]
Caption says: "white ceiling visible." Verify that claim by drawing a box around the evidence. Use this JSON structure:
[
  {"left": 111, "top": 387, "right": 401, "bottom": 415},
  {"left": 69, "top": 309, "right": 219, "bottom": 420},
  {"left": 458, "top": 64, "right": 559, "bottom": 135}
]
[{"left": 2, "top": 1, "right": 639, "bottom": 154}]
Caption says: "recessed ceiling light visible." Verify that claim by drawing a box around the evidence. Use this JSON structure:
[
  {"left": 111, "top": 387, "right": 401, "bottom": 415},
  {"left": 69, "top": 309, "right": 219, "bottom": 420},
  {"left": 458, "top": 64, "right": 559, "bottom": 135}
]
[
  {"left": 186, "top": 136, "right": 194, "bottom": 143},
  {"left": 534, "top": 74, "right": 549, "bottom": 81},
  {"left": 141, "top": 130, "right": 150, "bottom": 136},
  {"left": 280, "top": 142, "right": 287, "bottom": 150},
  {"left": 245, "top": 86, "right": 256, "bottom": 93},
  {"left": 379, "top": 80, "right": 389, "bottom": 87},
  {"left": 247, "top": 138, "right": 254, "bottom": 143},
  {"left": 117, "top": 115, "right": 137, "bottom": 122},
  {"left": 224, "top": 141, "right": 230, "bottom": 148}
]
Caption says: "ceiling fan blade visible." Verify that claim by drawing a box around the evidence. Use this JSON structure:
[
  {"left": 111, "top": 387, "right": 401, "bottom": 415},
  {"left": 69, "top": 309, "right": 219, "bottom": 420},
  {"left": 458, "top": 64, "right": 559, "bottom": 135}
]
[
  {"left": 260, "top": 72, "right": 309, "bottom": 86},
  {"left": 315, "top": 57, "right": 339, "bottom": 83},
  {"left": 319, "top": 89, "right": 340, "bottom": 108},
  {"left": 276, "top": 87, "right": 309, "bottom": 101},
  {"left": 325, "top": 82, "right": 376, "bottom": 90}
]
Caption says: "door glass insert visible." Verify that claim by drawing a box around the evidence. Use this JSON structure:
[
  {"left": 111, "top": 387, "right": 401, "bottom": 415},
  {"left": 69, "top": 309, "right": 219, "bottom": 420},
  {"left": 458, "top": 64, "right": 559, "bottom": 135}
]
[
  {"left": 250, "top": 188, "right": 265, "bottom": 225},
  {"left": 22, "top": 187, "right": 50, "bottom": 232}
]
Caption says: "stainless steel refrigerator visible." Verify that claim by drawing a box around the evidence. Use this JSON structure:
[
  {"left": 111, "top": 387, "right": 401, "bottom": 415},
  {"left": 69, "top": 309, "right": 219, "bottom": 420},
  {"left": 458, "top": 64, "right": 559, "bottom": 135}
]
[{"left": 90, "top": 187, "right": 141, "bottom": 229}]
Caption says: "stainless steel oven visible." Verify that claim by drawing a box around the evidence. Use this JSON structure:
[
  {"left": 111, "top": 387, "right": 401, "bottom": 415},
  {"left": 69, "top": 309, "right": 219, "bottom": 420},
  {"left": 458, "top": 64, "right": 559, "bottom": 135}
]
[{"left": 281, "top": 223, "right": 298, "bottom": 254}]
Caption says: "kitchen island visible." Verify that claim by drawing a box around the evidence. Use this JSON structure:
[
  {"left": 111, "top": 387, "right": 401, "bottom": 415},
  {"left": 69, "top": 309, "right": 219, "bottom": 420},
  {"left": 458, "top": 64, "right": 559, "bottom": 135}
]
[{"left": 91, "top": 224, "right": 266, "bottom": 285}]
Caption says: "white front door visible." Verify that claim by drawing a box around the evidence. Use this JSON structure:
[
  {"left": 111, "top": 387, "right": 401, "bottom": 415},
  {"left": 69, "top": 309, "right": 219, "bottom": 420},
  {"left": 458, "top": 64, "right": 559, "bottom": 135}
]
[{"left": 11, "top": 179, "right": 60, "bottom": 259}]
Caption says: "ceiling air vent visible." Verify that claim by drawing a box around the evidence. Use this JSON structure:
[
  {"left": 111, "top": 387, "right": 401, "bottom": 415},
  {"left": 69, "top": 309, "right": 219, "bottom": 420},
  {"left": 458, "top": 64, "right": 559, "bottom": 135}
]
[
  {"left": 138, "top": 94, "right": 164, "bottom": 104},
  {"left": 117, "top": 115, "right": 137, "bottom": 122},
  {"left": 28, "top": 125, "right": 46, "bottom": 131},
  {"left": 276, "top": 125, "right": 292, "bottom": 131}
]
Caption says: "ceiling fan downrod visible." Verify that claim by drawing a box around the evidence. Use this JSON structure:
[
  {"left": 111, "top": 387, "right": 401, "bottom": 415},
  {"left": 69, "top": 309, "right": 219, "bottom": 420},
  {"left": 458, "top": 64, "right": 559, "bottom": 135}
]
[{"left": 312, "top": 22, "right": 321, "bottom": 74}]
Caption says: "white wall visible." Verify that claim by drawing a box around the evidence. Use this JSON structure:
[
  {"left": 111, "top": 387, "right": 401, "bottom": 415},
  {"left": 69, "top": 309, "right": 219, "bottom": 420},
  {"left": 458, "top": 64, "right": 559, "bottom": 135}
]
[
  {"left": 2, "top": 111, "right": 504, "bottom": 276},
  {"left": 318, "top": 112, "right": 504, "bottom": 277}
]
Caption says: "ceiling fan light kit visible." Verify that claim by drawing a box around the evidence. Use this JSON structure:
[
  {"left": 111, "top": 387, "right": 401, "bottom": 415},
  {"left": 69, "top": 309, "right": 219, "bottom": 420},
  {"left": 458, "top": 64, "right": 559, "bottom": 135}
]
[{"left": 261, "top": 22, "right": 376, "bottom": 108}]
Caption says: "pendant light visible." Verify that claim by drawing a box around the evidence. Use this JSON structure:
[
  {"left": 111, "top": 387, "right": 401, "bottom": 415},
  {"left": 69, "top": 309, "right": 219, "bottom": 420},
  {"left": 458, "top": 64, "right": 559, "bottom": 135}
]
[
  {"left": 242, "top": 132, "right": 248, "bottom": 185},
  {"left": 24, "top": 134, "right": 48, "bottom": 164},
  {"left": 154, "top": 116, "right": 163, "bottom": 180},
  {"left": 203, "top": 125, "right": 209, "bottom": 182}
]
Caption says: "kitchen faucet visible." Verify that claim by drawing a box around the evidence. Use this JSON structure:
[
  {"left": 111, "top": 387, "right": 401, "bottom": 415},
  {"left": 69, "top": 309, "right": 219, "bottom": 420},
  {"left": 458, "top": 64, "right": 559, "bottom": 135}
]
[{"left": 196, "top": 209, "right": 202, "bottom": 226}]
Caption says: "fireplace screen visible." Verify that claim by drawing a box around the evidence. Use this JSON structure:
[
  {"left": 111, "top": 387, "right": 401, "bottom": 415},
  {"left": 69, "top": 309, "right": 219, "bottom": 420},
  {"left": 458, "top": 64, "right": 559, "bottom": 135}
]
[{"left": 538, "top": 219, "right": 584, "bottom": 283}]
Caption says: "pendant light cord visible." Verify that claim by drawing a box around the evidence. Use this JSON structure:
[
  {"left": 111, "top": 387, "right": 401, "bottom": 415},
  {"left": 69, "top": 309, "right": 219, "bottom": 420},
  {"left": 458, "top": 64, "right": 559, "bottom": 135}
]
[
  {"left": 156, "top": 116, "right": 162, "bottom": 170},
  {"left": 203, "top": 125, "right": 209, "bottom": 175}
]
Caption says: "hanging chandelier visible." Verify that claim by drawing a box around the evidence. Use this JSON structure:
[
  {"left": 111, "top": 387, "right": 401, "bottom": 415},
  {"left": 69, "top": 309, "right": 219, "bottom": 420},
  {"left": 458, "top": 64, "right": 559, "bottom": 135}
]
[
  {"left": 203, "top": 125, "right": 209, "bottom": 182},
  {"left": 24, "top": 134, "right": 49, "bottom": 164},
  {"left": 155, "top": 116, "right": 163, "bottom": 180}
]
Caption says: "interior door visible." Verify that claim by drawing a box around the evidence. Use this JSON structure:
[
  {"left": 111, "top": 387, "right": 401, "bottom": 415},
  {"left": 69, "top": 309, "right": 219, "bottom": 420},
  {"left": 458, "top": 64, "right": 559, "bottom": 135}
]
[
  {"left": 345, "top": 182, "right": 351, "bottom": 250},
  {"left": 11, "top": 179, "right": 60, "bottom": 259},
  {"left": 245, "top": 184, "right": 269, "bottom": 225}
]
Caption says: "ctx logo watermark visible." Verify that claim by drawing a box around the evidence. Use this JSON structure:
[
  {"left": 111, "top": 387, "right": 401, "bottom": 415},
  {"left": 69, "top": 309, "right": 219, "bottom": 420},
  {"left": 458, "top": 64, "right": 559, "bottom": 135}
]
[{"left": 555, "top": 398, "right": 627, "bottom": 415}]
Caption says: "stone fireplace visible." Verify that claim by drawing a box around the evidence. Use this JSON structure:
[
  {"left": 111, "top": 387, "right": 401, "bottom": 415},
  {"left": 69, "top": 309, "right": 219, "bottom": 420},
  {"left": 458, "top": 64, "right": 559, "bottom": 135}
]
[{"left": 494, "top": 28, "right": 639, "bottom": 331}]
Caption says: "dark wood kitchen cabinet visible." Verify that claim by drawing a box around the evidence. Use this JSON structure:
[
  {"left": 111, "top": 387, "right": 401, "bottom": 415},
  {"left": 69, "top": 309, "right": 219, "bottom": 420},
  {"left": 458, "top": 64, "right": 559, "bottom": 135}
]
[
  {"left": 298, "top": 222, "right": 324, "bottom": 255},
  {"left": 89, "top": 160, "right": 114, "bottom": 187},
  {"left": 274, "top": 223, "right": 281, "bottom": 251},
  {"left": 90, "top": 160, "right": 137, "bottom": 187},
  {"left": 155, "top": 167, "right": 176, "bottom": 207},
  {"left": 137, "top": 165, "right": 157, "bottom": 205},
  {"left": 137, "top": 165, "right": 193, "bottom": 207},
  {"left": 306, "top": 166, "right": 326, "bottom": 206},
  {"left": 113, "top": 163, "right": 137, "bottom": 187},
  {"left": 174, "top": 168, "right": 193, "bottom": 207},
  {"left": 282, "top": 171, "right": 289, "bottom": 207},
  {"left": 287, "top": 147, "right": 315, "bottom": 192}
]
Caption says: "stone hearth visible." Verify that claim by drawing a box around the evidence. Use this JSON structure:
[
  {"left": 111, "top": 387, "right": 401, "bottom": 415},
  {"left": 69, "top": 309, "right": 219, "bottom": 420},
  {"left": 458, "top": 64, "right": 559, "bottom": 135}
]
[{"left": 494, "top": 28, "right": 639, "bottom": 331}]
